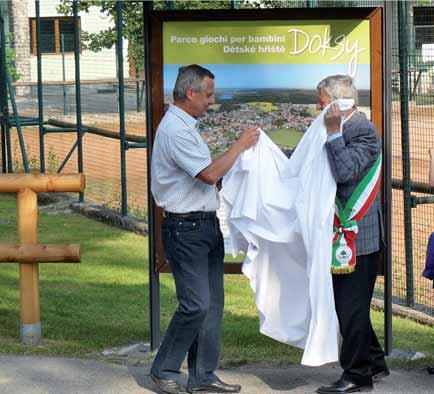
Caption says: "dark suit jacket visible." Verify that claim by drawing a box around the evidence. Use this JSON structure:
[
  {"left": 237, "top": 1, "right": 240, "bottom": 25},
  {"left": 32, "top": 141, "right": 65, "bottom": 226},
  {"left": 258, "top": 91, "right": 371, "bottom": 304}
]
[{"left": 325, "top": 111, "right": 383, "bottom": 256}]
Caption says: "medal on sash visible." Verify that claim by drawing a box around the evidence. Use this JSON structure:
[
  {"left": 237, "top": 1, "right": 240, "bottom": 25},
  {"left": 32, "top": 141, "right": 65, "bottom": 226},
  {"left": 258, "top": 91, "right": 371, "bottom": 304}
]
[{"left": 332, "top": 153, "right": 382, "bottom": 274}]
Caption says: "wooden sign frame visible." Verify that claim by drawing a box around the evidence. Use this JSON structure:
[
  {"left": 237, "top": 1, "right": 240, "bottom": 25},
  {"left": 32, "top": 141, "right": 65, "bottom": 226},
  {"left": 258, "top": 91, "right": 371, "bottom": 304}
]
[{"left": 149, "top": 6, "right": 386, "bottom": 274}]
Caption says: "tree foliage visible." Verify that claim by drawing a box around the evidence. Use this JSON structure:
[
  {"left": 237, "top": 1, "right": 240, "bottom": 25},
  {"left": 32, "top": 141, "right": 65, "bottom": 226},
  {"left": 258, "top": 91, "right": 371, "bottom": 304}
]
[
  {"left": 57, "top": 1, "right": 245, "bottom": 72},
  {"left": 57, "top": 0, "right": 356, "bottom": 72}
]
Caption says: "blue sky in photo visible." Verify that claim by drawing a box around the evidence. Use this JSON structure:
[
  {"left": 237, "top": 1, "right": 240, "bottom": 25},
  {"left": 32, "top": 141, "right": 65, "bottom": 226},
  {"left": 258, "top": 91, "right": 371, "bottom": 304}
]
[{"left": 164, "top": 64, "right": 371, "bottom": 91}]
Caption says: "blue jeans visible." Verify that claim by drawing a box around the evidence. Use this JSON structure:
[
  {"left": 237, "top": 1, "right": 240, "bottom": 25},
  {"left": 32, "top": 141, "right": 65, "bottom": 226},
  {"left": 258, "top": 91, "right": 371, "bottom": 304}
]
[{"left": 151, "top": 215, "right": 225, "bottom": 388}]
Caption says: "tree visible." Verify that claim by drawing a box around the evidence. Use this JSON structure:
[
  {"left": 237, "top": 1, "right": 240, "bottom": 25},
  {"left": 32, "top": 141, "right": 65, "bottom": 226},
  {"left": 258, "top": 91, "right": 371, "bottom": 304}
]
[
  {"left": 58, "top": 1, "right": 146, "bottom": 72},
  {"left": 57, "top": 1, "right": 246, "bottom": 72},
  {"left": 6, "top": 34, "right": 21, "bottom": 82}
]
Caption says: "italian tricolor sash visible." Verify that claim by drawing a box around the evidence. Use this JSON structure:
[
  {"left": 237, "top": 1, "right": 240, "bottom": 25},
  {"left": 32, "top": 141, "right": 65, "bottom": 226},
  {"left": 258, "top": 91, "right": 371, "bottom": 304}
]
[{"left": 332, "top": 153, "right": 382, "bottom": 274}]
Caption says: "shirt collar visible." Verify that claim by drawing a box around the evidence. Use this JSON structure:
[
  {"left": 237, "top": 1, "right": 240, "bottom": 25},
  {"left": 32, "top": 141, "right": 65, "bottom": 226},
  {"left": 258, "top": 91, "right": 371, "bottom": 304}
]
[{"left": 168, "top": 104, "right": 198, "bottom": 131}]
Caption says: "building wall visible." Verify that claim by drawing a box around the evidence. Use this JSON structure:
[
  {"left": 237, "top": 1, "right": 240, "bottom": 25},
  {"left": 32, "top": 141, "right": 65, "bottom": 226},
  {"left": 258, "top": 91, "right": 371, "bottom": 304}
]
[
  {"left": 6, "top": 0, "right": 31, "bottom": 95},
  {"left": 25, "top": 0, "right": 129, "bottom": 82}
]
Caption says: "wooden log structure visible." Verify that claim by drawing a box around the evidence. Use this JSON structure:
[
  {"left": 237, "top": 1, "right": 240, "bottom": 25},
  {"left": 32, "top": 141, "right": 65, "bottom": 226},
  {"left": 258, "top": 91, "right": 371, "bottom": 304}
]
[
  {"left": 0, "top": 244, "right": 80, "bottom": 263},
  {"left": 0, "top": 173, "right": 85, "bottom": 193},
  {"left": 0, "top": 173, "right": 85, "bottom": 345}
]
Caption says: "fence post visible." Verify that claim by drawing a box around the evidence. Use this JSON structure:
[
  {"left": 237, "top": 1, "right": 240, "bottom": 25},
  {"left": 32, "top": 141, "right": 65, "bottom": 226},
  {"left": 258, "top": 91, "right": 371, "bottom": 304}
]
[
  {"left": 0, "top": 2, "right": 7, "bottom": 173},
  {"left": 73, "top": 1, "right": 84, "bottom": 202},
  {"left": 0, "top": 3, "right": 12, "bottom": 173},
  {"left": 116, "top": 0, "right": 128, "bottom": 217},
  {"left": 61, "top": 33, "right": 68, "bottom": 115},
  {"left": 398, "top": 0, "right": 414, "bottom": 307},
  {"left": 383, "top": 0, "right": 393, "bottom": 355},
  {"left": 35, "top": 0, "right": 45, "bottom": 173},
  {"left": 143, "top": 0, "right": 160, "bottom": 351},
  {"left": 17, "top": 188, "right": 40, "bottom": 344},
  {"left": 0, "top": 174, "right": 84, "bottom": 345}
]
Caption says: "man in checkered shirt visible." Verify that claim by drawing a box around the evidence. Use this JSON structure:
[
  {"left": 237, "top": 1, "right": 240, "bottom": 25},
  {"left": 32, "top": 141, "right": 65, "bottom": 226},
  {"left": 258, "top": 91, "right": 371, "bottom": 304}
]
[{"left": 150, "top": 64, "right": 259, "bottom": 394}]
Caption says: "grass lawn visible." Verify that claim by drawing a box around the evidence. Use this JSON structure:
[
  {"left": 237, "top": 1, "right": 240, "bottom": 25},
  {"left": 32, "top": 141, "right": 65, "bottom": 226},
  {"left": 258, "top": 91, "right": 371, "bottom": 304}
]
[
  {"left": 268, "top": 128, "right": 305, "bottom": 148},
  {"left": 0, "top": 193, "right": 433, "bottom": 368}
]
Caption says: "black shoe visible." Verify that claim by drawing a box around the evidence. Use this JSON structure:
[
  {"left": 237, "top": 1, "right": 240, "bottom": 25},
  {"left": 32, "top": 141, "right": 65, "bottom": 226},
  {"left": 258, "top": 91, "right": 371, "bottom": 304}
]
[
  {"left": 188, "top": 376, "right": 241, "bottom": 393},
  {"left": 427, "top": 366, "right": 434, "bottom": 375},
  {"left": 372, "top": 368, "right": 390, "bottom": 381},
  {"left": 316, "top": 378, "right": 373, "bottom": 393},
  {"left": 151, "top": 374, "right": 187, "bottom": 394}
]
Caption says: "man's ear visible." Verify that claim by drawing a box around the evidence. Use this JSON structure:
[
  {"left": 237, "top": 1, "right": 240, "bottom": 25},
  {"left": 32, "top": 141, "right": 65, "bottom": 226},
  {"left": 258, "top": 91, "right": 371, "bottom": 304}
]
[{"left": 185, "top": 87, "right": 194, "bottom": 101}]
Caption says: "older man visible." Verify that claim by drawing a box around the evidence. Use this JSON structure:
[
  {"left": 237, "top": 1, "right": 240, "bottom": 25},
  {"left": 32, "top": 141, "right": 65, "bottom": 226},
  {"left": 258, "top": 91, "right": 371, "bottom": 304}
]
[
  {"left": 150, "top": 64, "right": 259, "bottom": 394},
  {"left": 315, "top": 75, "right": 389, "bottom": 394}
]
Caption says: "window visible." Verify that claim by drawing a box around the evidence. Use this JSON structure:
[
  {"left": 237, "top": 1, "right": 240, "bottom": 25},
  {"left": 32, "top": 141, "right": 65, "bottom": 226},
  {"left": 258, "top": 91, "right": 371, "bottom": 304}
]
[
  {"left": 29, "top": 17, "right": 80, "bottom": 55},
  {"left": 414, "top": 7, "right": 434, "bottom": 49}
]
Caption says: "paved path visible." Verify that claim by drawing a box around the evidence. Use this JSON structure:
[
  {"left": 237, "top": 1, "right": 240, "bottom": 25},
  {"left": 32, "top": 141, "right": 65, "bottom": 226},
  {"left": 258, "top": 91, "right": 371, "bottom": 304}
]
[{"left": 0, "top": 356, "right": 433, "bottom": 394}]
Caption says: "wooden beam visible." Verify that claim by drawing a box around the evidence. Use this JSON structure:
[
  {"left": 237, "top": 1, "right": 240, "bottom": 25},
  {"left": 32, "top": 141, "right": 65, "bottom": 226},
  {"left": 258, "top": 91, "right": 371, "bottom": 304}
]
[
  {"left": 54, "top": 19, "right": 60, "bottom": 54},
  {"left": 17, "top": 188, "right": 40, "bottom": 325},
  {"left": 0, "top": 174, "right": 85, "bottom": 193},
  {"left": 31, "top": 19, "right": 37, "bottom": 56},
  {"left": 0, "top": 244, "right": 80, "bottom": 263}
]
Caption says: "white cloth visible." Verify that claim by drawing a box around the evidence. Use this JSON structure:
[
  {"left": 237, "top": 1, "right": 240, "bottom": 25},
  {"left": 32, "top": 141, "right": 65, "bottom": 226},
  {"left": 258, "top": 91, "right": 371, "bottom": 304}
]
[{"left": 220, "top": 100, "right": 354, "bottom": 366}]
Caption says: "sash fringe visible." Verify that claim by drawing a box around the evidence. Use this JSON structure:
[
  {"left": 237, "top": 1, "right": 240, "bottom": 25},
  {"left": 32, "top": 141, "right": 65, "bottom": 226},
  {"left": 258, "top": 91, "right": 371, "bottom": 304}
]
[{"left": 331, "top": 265, "right": 356, "bottom": 274}]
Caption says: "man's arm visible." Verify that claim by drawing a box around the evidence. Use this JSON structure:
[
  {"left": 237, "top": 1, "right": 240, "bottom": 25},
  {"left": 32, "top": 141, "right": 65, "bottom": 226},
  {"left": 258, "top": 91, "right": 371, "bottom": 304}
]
[
  {"left": 324, "top": 104, "right": 380, "bottom": 183},
  {"left": 197, "top": 127, "right": 259, "bottom": 185},
  {"left": 429, "top": 148, "right": 434, "bottom": 187},
  {"left": 325, "top": 126, "right": 380, "bottom": 183}
]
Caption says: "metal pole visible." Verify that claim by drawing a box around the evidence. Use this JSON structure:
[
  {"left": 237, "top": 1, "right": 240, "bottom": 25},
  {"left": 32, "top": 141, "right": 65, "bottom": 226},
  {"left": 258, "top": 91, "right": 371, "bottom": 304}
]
[
  {"left": 166, "top": 0, "right": 174, "bottom": 10},
  {"left": 57, "top": 140, "right": 79, "bottom": 174},
  {"left": 383, "top": 0, "right": 393, "bottom": 355},
  {"left": 398, "top": 1, "right": 414, "bottom": 307},
  {"left": 116, "top": 1, "right": 128, "bottom": 217},
  {"left": 136, "top": 67, "right": 140, "bottom": 112},
  {"left": 0, "top": 2, "right": 12, "bottom": 172},
  {"left": 0, "top": 2, "right": 7, "bottom": 172},
  {"left": 140, "top": 80, "right": 145, "bottom": 109},
  {"left": 5, "top": 116, "right": 12, "bottom": 172},
  {"left": 61, "top": 33, "right": 67, "bottom": 115},
  {"left": 35, "top": 0, "right": 45, "bottom": 173},
  {"left": 1, "top": 123, "right": 5, "bottom": 173},
  {"left": 6, "top": 71, "right": 30, "bottom": 172},
  {"left": 143, "top": 0, "right": 160, "bottom": 351},
  {"left": 73, "top": 1, "right": 84, "bottom": 202}
]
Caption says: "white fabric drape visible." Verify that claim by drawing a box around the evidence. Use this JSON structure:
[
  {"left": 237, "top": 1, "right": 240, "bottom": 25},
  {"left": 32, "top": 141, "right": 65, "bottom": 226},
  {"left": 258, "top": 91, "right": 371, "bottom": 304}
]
[{"left": 220, "top": 100, "right": 354, "bottom": 366}]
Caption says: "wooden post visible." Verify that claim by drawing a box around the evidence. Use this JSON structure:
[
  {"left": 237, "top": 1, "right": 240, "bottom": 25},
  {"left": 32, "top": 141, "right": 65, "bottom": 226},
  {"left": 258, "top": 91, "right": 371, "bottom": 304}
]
[
  {"left": 17, "top": 188, "right": 40, "bottom": 345},
  {"left": 0, "top": 173, "right": 85, "bottom": 345}
]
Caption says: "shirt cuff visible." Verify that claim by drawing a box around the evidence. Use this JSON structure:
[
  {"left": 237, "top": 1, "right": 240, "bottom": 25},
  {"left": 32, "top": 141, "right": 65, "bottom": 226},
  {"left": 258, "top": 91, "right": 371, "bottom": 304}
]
[
  {"left": 327, "top": 132, "right": 343, "bottom": 142},
  {"left": 191, "top": 158, "right": 212, "bottom": 178}
]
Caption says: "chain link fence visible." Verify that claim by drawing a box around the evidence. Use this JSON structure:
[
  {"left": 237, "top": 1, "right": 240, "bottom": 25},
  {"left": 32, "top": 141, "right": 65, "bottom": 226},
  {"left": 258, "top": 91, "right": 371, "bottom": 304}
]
[{"left": 1, "top": 0, "right": 147, "bottom": 215}]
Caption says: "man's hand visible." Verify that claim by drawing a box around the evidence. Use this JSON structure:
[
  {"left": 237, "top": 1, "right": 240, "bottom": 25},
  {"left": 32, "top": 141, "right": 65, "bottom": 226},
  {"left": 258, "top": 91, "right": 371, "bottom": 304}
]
[
  {"left": 236, "top": 126, "right": 260, "bottom": 151},
  {"left": 324, "top": 103, "right": 342, "bottom": 135},
  {"left": 196, "top": 127, "right": 260, "bottom": 185}
]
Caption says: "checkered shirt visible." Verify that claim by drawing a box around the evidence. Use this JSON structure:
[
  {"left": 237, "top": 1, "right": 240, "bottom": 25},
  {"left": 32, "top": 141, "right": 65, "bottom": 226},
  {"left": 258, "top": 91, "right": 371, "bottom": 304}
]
[{"left": 151, "top": 104, "right": 219, "bottom": 213}]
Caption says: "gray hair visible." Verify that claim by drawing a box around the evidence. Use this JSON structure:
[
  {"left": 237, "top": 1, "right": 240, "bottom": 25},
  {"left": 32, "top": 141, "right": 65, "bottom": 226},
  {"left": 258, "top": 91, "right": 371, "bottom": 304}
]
[
  {"left": 317, "top": 75, "right": 358, "bottom": 105},
  {"left": 173, "top": 64, "right": 215, "bottom": 102}
]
